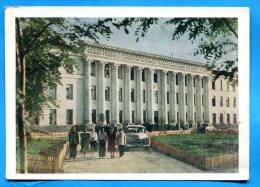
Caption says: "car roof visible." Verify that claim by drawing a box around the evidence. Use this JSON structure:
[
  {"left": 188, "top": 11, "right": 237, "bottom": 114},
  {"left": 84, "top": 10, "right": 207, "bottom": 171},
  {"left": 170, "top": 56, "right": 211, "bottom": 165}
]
[{"left": 126, "top": 125, "right": 145, "bottom": 128}]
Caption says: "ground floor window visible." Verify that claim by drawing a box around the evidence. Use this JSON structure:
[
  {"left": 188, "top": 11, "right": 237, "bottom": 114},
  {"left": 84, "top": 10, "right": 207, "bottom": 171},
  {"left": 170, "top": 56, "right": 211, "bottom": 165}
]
[
  {"left": 119, "top": 110, "right": 123, "bottom": 123},
  {"left": 220, "top": 113, "right": 224, "bottom": 124},
  {"left": 233, "top": 114, "right": 237, "bottom": 124},
  {"left": 105, "top": 110, "right": 110, "bottom": 124},
  {"left": 66, "top": 109, "right": 73, "bottom": 125},
  {"left": 49, "top": 109, "right": 56, "bottom": 126},
  {"left": 154, "top": 111, "right": 159, "bottom": 124},
  {"left": 227, "top": 113, "right": 230, "bottom": 124},
  {"left": 212, "top": 113, "right": 216, "bottom": 124},
  {"left": 132, "top": 111, "right": 135, "bottom": 123},
  {"left": 143, "top": 110, "right": 147, "bottom": 123},
  {"left": 176, "top": 112, "right": 179, "bottom": 123},
  {"left": 92, "top": 109, "right": 96, "bottom": 124}
]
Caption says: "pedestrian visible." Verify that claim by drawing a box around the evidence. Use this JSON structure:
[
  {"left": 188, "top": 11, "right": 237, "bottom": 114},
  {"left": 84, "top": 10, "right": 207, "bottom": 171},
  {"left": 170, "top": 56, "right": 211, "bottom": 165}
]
[
  {"left": 68, "top": 126, "right": 79, "bottom": 160},
  {"left": 98, "top": 128, "right": 107, "bottom": 158},
  {"left": 80, "top": 128, "right": 90, "bottom": 158},
  {"left": 107, "top": 127, "right": 116, "bottom": 158},
  {"left": 89, "top": 128, "right": 98, "bottom": 157},
  {"left": 116, "top": 128, "right": 126, "bottom": 157}
]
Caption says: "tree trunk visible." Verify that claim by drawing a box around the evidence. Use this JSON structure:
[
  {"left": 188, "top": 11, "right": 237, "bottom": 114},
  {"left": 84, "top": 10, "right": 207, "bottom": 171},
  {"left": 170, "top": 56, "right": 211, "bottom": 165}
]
[{"left": 16, "top": 18, "right": 28, "bottom": 173}]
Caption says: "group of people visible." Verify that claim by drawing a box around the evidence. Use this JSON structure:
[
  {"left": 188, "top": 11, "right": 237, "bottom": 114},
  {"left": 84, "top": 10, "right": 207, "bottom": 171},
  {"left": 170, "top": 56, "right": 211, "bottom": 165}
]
[{"left": 68, "top": 126, "right": 126, "bottom": 160}]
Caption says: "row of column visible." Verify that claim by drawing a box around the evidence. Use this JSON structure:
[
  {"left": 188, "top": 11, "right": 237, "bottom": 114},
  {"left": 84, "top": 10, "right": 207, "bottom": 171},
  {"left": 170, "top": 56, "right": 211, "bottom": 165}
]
[{"left": 84, "top": 60, "right": 209, "bottom": 125}]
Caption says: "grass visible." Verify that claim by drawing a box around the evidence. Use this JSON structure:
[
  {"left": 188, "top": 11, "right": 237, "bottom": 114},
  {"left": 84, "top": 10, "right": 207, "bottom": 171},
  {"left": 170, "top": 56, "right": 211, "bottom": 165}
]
[
  {"left": 16, "top": 137, "right": 67, "bottom": 171},
  {"left": 152, "top": 133, "right": 238, "bottom": 157}
]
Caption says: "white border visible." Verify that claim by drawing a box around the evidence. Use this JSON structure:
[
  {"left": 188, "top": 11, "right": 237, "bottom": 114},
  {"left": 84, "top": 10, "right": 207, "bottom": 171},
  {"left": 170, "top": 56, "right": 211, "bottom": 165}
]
[{"left": 5, "top": 7, "right": 250, "bottom": 180}]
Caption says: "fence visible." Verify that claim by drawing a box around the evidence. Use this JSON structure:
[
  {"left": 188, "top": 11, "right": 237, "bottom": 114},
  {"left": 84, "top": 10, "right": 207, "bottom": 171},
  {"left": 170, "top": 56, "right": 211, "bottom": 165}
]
[{"left": 27, "top": 141, "right": 68, "bottom": 173}]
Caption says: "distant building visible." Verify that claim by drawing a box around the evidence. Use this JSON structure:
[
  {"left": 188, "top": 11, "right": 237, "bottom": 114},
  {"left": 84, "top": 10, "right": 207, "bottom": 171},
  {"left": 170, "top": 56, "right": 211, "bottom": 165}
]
[{"left": 39, "top": 44, "right": 238, "bottom": 128}]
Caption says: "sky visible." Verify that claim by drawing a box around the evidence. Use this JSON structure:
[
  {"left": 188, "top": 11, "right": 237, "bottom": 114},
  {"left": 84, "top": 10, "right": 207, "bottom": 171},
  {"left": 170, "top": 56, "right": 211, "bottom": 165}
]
[{"left": 83, "top": 18, "right": 207, "bottom": 63}]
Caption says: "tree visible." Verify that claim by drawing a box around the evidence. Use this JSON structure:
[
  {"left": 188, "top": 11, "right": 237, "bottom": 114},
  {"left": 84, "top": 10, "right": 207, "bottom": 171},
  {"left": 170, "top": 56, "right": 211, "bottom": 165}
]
[
  {"left": 16, "top": 18, "right": 113, "bottom": 173},
  {"left": 112, "top": 18, "right": 238, "bottom": 79}
]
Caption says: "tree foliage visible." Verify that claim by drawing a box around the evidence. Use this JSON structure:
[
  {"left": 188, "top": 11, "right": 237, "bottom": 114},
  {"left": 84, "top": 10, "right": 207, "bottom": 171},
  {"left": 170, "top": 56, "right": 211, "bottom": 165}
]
[{"left": 112, "top": 18, "right": 238, "bottom": 79}]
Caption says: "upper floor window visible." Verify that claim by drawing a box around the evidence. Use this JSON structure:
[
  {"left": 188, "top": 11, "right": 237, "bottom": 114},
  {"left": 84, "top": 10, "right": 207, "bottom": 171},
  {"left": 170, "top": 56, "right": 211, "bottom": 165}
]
[
  {"left": 131, "top": 89, "right": 135, "bottom": 102},
  {"left": 105, "top": 86, "right": 110, "bottom": 101},
  {"left": 212, "top": 96, "right": 216, "bottom": 106},
  {"left": 227, "top": 82, "right": 230, "bottom": 91},
  {"left": 91, "top": 61, "right": 96, "bottom": 76},
  {"left": 119, "top": 88, "right": 123, "bottom": 102},
  {"left": 226, "top": 97, "right": 230, "bottom": 107},
  {"left": 104, "top": 64, "right": 110, "bottom": 78},
  {"left": 167, "top": 73, "right": 170, "bottom": 84},
  {"left": 194, "top": 94, "right": 196, "bottom": 105},
  {"left": 154, "top": 71, "right": 158, "bottom": 83},
  {"left": 66, "top": 84, "right": 73, "bottom": 100},
  {"left": 131, "top": 67, "right": 135, "bottom": 80},
  {"left": 185, "top": 93, "right": 188, "bottom": 105},
  {"left": 142, "top": 69, "right": 146, "bottom": 82},
  {"left": 176, "top": 93, "right": 179, "bottom": 105},
  {"left": 233, "top": 84, "right": 236, "bottom": 91},
  {"left": 50, "top": 87, "right": 57, "bottom": 99},
  {"left": 193, "top": 77, "right": 196, "bottom": 87},
  {"left": 233, "top": 97, "right": 236, "bottom": 107},
  {"left": 118, "top": 66, "right": 123, "bottom": 79},
  {"left": 202, "top": 94, "right": 204, "bottom": 106},
  {"left": 185, "top": 75, "right": 188, "bottom": 86},
  {"left": 143, "top": 90, "right": 146, "bottom": 103},
  {"left": 167, "top": 92, "right": 170, "bottom": 104},
  {"left": 154, "top": 91, "right": 159, "bottom": 103},
  {"left": 91, "top": 85, "right": 96, "bottom": 100},
  {"left": 201, "top": 78, "right": 204, "bottom": 88},
  {"left": 212, "top": 80, "right": 215, "bottom": 90},
  {"left": 220, "top": 96, "right": 223, "bottom": 107},
  {"left": 220, "top": 80, "right": 223, "bottom": 91},
  {"left": 176, "top": 74, "right": 179, "bottom": 85}
]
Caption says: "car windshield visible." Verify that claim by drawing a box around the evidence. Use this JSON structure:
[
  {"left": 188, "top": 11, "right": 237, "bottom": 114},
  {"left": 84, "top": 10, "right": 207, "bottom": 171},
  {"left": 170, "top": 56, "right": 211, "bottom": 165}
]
[{"left": 126, "top": 127, "right": 145, "bottom": 133}]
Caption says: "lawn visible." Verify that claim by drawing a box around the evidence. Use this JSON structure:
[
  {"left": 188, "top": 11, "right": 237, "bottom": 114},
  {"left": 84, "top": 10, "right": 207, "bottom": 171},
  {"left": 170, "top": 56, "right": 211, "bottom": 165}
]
[
  {"left": 16, "top": 137, "right": 67, "bottom": 171},
  {"left": 151, "top": 133, "right": 238, "bottom": 157}
]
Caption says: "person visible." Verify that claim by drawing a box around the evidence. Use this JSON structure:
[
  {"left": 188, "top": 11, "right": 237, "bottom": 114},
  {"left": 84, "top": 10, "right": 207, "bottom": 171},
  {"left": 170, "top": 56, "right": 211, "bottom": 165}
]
[
  {"left": 98, "top": 128, "right": 107, "bottom": 158},
  {"left": 107, "top": 127, "right": 116, "bottom": 158},
  {"left": 68, "top": 126, "right": 79, "bottom": 160},
  {"left": 80, "top": 128, "right": 90, "bottom": 158},
  {"left": 89, "top": 128, "right": 98, "bottom": 157},
  {"left": 116, "top": 129, "right": 126, "bottom": 157}
]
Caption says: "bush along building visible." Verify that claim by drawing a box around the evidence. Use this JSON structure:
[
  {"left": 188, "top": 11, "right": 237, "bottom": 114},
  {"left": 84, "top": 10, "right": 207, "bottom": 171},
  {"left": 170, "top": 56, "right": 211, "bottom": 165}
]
[{"left": 37, "top": 44, "right": 238, "bottom": 131}]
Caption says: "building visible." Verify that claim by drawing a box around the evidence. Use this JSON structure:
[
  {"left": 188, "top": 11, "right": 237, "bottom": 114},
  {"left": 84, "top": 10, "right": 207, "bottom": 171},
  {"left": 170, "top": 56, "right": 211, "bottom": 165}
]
[{"left": 39, "top": 44, "right": 238, "bottom": 128}]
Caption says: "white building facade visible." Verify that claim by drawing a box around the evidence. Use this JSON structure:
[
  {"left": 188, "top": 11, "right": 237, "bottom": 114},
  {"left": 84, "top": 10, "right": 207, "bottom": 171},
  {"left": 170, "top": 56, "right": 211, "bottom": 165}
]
[{"left": 39, "top": 44, "right": 238, "bottom": 128}]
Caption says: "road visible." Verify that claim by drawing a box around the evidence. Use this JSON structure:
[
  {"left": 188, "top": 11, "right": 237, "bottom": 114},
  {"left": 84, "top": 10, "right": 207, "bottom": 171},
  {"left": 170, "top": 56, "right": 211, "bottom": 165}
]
[{"left": 62, "top": 149, "right": 205, "bottom": 173}]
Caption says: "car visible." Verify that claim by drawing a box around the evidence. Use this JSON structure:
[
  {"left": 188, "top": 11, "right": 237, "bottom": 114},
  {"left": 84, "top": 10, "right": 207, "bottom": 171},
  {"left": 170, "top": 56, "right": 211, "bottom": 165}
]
[
  {"left": 205, "top": 124, "right": 217, "bottom": 132},
  {"left": 125, "top": 125, "right": 150, "bottom": 148}
]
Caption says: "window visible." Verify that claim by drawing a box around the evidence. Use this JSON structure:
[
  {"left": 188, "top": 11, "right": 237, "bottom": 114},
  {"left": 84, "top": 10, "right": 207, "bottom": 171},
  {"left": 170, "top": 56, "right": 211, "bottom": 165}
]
[
  {"left": 226, "top": 97, "right": 230, "bottom": 107},
  {"left": 119, "top": 111, "right": 123, "bottom": 123},
  {"left": 154, "top": 71, "right": 158, "bottom": 83},
  {"left": 194, "top": 94, "right": 196, "bottom": 105},
  {"left": 202, "top": 94, "right": 204, "bottom": 106},
  {"left": 233, "top": 114, "right": 237, "bottom": 124},
  {"left": 176, "top": 93, "right": 179, "bottom": 105},
  {"left": 212, "top": 96, "right": 216, "bottom": 106},
  {"left": 105, "top": 86, "right": 110, "bottom": 101},
  {"left": 104, "top": 64, "right": 110, "bottom": 78},
  {"left": 201, "top": 78, "right": 204, "bottom": 88},
  {"left": 176, "top": 74, "right": 179, "bottom": 85},
  {"left": 119, "top": 88, "right": 123, "bottom": 102},
  {"left": 202, "top": 113, "right": 205, "bottom": 123},
  {"left": 185, "top": 93, "right": 188, "bottom": 105},
  {"left": 66, "top": 109, "right": 73, "bottom": 125},
  {"left": 167, "top": 73, "right": 169, "bottom": 84},
  {"left": 212, "top": 80, "right": 215, "bottom": 90},
  {"left": 118, "top": 66, "right": 123, "bottom": 79},
  {"left": 131, "top": 67, "right": 135, "bottom": 80},
  {"left": 167, "top": 92, "right": 170, "bottom": 104},
  {"left": 185, "top": 75, "right": 187, "bottom": 86},
  {"left": 154, "top": 91, "right": 159, "bottom": 103},
  {"left": 220, "top": 96, "right": 223, "bottom": 107},
  {"left": 49, "top": 109, "right": 56, "bottom": 126},
  {"left": 132, "top": 111, "right": 135, "bottom": 123},
  {"left": 143, "top": 110, "right": 147, "bottom": 123},
  {"left": 91, "top": 85, "right": 96, "bottom": 100},
  {"left": 50, "top": 87, "right": 56, "bottom": 99},
  {"left": 227, "top": 82, "right": 230, "bottom": 91},
  {"left": 232, "top": 84, "right": 236, "bottom": 91},
  {"left": 194, "top": 112, "right": 197, "bottom": 123},
  {"left": 142, "top": 69, "right": 146, "bottom": 82},
  {"left": 193, "top": 77, "right": 196, "bottom": 87},
  {"left": 177, "top": 112, "right": 179, "bottom": 123},
  {"left": 227, "top": 113, "right": 230, "bottom": 124},
  {"left": 66, "top": 84, "right": 73, "bottom": 100},
  {"left": 131, "top": 89, "right": 135, "bottom": 102},
  {"left": 105, "top": 110, "right": 110, "bottom": 124},
  {"left": 143, "top": 90, "right": 146, "bottom": 103},
  {"left": 91, "top": 61, "right": 96, "bottom": 76},
  {"left": 220, "top": 113, "right": 224, "bottom": 124},
  {"left": 92, "top": 110, "right": 96, "bottom": 124},
  {"left": 213, "top": 113, "right": 216, "bottom": 124},
  {"left": 186, "top": 112, "right": 188, "bottom": 123},
  {"left": 220, "top": 80, "right": 223, "bottom": 91},
  {"left": 233, "top": 97, "right": 236, "bottom": 107}
]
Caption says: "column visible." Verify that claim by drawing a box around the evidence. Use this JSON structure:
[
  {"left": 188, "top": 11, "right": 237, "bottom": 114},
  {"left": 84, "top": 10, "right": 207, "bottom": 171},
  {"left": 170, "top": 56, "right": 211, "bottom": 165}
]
[
  {"left": 136, "top": 67, "right": 143, "bottom": 124},
  {"left": 147, "top": 68, "right": 154, "bottom": 124},
  {"left": 111, "top": 63, "right": 119, "bottom": 124},
  {"left": 195, "top": 75, "right": 202, "bottom": 124},
  {"left": 203, "top": 76, "right": 210, "bottom": 123},
  {"left": 179, "top": 73, "right": 185, "bottom": 124},
  {"left": 187, "top": 74, "right": 194, "bottom": 126},
  {"left": 97, "top": 62, "right": 105, "bottom": 124},
  {"left": 84, "top": 59, "right": 92, "bottom": 125},
  {"left": 124, "top": 65, "right": 131, "bottom": 124},
  {"left": 169, "top": 72, "right": 176, "bottom": 123},
  {"left": 161, "top": 71, "right": 167, "bottom": 124}
]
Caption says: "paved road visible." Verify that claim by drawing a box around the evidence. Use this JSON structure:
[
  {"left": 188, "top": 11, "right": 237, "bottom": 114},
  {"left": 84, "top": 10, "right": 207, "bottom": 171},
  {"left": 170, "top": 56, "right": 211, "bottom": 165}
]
[{"left": 62, "top": 149, "right": 205, "bottom": 173}]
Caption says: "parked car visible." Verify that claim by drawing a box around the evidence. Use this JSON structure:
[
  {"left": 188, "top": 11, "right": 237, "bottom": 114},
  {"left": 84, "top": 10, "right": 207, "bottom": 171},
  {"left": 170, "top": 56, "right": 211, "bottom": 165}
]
[
  {"left": 125, "top": 125, "right": 150, "bottom": 148},
  {"left": 205, "top": 124, "right": 217, "bottom": 132}
]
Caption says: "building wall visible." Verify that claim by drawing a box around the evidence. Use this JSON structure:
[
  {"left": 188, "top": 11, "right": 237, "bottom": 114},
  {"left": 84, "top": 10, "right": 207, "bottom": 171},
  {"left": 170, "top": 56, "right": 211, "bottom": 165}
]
[{"left": 39, "top": 44, "right": 238, "bottom": 127}]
